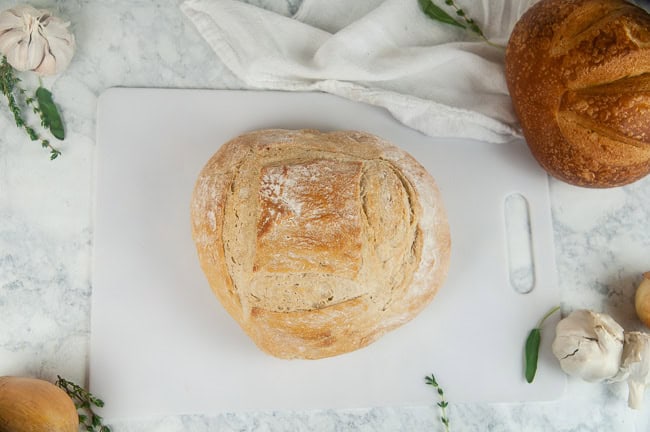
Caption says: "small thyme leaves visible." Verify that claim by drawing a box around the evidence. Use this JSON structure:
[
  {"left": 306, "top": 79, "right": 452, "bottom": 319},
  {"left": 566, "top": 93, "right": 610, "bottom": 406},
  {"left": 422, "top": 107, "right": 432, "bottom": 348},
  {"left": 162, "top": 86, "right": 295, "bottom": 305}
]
[
  {"left": 0, "top": 55, "right": 63, "bottom": 159},
  {"left": 425, "top": 374, "right": 450, "bottom": 432},
  {"left": 55, "top": 376, "right": 111, "bottom": 432},
  {"left": 417, "top": 0, "right": 505, "bottom": 49},
  {"left": 443, "top": 0, "right": 484, "bottom": 38}
]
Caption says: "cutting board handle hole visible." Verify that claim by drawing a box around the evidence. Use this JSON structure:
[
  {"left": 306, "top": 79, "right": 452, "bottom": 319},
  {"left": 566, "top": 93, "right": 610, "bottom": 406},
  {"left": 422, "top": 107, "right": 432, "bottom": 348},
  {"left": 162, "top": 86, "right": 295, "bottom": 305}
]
[{"left": 504, "top": 193, "right": 535, "bottom": 294}]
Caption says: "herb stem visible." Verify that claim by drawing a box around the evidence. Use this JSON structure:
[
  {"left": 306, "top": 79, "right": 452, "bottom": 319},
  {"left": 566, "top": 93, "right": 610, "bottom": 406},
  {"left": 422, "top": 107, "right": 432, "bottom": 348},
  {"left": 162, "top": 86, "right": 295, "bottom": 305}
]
[
  {"left": 55, "top": 376, "right": 111, "bottom": 432},
  {"left": 419, "top": 0, "right": 506, "bottom": 49},
  {"left": 537, "top": 305, "right": 561, "bottom": 329},
  {"left": 425, "top": 374, "right": 450, "bottom": 432},
  {"left": 0, "top": 55, "right": 61, "bottom": 160}
]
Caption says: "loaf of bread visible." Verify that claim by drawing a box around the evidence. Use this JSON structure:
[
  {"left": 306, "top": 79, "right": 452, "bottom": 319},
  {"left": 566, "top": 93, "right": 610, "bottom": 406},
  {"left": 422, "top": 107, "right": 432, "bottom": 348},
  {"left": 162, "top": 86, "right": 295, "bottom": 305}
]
[
  {"left": 190, "top": 129, "right": 451, "bottom": 359},
  {"left": 505, "top": 0, "right": 650, "bottom": 188}
]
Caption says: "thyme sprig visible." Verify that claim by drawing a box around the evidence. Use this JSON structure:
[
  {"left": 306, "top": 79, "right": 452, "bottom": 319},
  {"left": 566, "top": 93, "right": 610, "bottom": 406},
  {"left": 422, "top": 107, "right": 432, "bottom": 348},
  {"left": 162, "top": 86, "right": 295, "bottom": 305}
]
[
  {"left": 425, "top": 374, "right": 450, "bottom": 432},
  {"left": 55, "top": 376, "right": 111, "bottom": 432},
  {"left": 0, "top": 55, "right": 63, "bottom": 160},
  {"left": 417, "top": 0, "right": 505, "bottom": 49}
]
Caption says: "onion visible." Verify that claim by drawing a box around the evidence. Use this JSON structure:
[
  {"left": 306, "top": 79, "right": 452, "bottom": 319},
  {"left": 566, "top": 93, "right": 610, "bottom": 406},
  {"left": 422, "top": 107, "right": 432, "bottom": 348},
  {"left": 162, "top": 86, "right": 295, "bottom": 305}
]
[{"left": 0, "top": 376, "right": 78, "bottom": 432}]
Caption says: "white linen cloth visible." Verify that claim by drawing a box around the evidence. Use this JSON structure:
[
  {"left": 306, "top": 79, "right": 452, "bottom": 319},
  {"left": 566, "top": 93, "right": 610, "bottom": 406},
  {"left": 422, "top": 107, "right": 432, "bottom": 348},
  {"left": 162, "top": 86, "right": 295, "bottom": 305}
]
[{"left": 181, "top": 0, "right": 537, "bottom": 143}]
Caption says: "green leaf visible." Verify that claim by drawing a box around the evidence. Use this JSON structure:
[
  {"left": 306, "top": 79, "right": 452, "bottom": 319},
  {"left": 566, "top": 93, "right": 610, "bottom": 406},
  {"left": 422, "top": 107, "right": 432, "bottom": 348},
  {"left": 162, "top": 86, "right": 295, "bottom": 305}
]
[
  {"left": 417, "top": 0, "right": 465, "bottom": 28},
  {"left": 424, "top": 372, "right": 450, "bottom": 432},
  {"left": 35, "top": 86, "right": 65, "bottom": 140},
  {"left": 425, "top": 374, "right": 438, "bottom": 387},
  {"left": 56, "top": 376, "right": 110, "bottom": 431},
  {"left": 524, "top": 328, "right": 541, "bottom": 383},
  {"left": 523, "top": 306, "right": 560, "bottom": 383},
  {"left": 468, "top": 23, "right": 484, "bottom": 37}
]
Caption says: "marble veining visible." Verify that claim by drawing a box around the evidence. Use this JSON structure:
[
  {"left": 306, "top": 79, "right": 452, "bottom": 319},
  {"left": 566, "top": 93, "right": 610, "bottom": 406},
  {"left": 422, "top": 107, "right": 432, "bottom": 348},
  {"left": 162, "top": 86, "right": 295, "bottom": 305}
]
[{"left": 2, "top": 0, "right": 650, "bottom": 430}]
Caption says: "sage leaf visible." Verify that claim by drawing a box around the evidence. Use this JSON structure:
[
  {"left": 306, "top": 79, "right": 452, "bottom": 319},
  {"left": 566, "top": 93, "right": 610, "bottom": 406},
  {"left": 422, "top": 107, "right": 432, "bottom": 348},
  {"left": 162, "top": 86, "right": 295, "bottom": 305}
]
[
  {"left": 417, "top": 0, "right": 465, "bottom": 28},
  {"left": 524, "top": 305, "right": 560, "bottom": 383},
  {"left": 525, "top": 328, "right": 541, "bottom": 383},
  {"left": 36, "top": 86, "right": 65, "bottom": 140}
]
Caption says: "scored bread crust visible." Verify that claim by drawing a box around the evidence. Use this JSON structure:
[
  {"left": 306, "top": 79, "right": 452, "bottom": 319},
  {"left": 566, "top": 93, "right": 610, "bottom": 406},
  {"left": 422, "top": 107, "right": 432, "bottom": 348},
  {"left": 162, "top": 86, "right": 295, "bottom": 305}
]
[
  {"left": 190, "top": 129, "right": 451, "bottom": 359},
  {"left": 505, "top": 0, "right": 650, "bottom": 187}
]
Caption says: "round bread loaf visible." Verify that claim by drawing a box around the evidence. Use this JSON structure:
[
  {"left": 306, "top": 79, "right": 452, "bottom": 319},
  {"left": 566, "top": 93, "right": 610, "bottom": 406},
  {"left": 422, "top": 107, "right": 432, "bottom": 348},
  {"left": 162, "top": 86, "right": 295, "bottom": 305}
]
[
  {"left": 505, "top": 0, "right": 650, "bottom": 188},
  {"left": 190, "top": 129, "right": 451, "bottom": 359}
]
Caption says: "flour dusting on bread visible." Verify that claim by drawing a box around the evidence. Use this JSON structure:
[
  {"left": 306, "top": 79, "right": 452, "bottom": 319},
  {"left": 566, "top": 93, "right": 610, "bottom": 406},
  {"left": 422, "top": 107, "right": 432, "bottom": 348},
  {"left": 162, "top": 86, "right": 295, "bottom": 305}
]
[{"left": 190, "top": 129, "right": 451, "bottom": 359}]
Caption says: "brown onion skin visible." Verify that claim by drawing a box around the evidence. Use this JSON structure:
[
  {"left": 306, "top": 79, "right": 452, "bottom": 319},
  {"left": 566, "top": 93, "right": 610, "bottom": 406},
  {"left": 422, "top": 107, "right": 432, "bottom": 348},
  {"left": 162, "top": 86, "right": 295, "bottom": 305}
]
[{"left": 0, "top": 376, "right": 78, "bottom": 432}]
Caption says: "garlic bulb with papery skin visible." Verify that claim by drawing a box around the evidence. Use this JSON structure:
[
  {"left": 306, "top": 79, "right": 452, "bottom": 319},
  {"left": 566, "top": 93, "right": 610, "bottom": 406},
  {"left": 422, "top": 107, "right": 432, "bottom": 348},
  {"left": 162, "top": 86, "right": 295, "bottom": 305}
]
[
  {"left": 0, "top": 5, "right": 75, "bottom": 76},
  {"left": 551, "top": 310, "right": 625, "bottom": 382}
]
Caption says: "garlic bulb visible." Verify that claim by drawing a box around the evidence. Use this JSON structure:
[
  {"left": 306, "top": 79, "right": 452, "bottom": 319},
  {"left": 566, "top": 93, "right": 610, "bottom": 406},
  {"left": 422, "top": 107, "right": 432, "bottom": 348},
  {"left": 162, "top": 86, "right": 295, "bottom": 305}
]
[
  {"left": 551, "top": 309, "right": 625, "bottom": 382},
  {"left": 0, "top": 5, "right": 75, "bottom": 76}
]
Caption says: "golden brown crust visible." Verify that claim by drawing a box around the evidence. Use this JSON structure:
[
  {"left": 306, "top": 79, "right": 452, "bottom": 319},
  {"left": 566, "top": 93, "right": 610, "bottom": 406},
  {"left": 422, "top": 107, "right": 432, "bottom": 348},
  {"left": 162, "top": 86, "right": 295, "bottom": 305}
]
[
  {"left": 505, "top": 0, "right": 650, "bottom": 187},
  {"left": 0, "top": 377, "right": 78, "bottom": 432},
  {"left": 191, "top": 129, "right": 451, "bottom": 359}
]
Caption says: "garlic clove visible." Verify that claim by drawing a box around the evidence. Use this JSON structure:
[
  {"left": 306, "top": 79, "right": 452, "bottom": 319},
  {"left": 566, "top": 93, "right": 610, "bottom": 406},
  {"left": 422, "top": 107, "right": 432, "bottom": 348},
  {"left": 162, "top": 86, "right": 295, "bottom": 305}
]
[
  {"left": 0, "top": 28, "right": 24, "bottom": 54},
  {"left": 40, "top": 15, "right": 72, "bottom": 38},
  {"left": 35, "top": 52, "right": 57, "bottom": 76},
  {"left": 7, "top": 32, "right": 44, "bottom": 72},
  {"left": 39, "top": 33, "right": 74, "bottom": 75},
  {"left": 36, "top": 15, "right": 75, "bottom": 76},
  {"left": 618, "top": 331, "right": 650, "bottom": 410},
  {"left": 26, "top": 30, "right": 49, "bottom": 70},
  {"left": 0, "top": 11, "right": 21, "bottom": 33},
  {"left": 551, "top": 309, "right": 625, "bottom": 382}
]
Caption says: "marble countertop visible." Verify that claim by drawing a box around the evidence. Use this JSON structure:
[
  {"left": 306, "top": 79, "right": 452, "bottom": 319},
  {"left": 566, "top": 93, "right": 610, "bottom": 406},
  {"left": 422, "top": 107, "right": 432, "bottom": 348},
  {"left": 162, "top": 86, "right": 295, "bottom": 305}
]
[{"left": 2, "top": 0, "right": 650, "bottom": 430}]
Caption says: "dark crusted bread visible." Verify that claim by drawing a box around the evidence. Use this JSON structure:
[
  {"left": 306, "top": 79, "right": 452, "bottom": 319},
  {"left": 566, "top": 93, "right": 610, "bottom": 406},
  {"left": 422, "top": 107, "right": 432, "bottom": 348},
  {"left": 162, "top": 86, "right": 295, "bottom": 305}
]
[{"left": 506, "top": 0, "right": 650, "bottom": 187}]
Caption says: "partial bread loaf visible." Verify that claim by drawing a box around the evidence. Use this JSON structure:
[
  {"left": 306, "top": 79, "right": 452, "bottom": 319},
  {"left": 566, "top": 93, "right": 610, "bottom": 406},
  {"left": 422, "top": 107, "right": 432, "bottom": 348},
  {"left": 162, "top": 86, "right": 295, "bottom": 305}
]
[
  {"left": 190, "top": 129, "right": 451, "bottom": 359},
  {"left": 505, "top": 0, "right": 650, "bottom": 188}
]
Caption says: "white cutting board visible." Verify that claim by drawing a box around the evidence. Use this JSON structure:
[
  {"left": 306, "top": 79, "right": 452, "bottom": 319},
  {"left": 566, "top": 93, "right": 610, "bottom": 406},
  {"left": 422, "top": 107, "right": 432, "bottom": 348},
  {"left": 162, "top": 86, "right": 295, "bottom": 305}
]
[{"left": 90, "top": 88, "right": 565, "bottom": 421}]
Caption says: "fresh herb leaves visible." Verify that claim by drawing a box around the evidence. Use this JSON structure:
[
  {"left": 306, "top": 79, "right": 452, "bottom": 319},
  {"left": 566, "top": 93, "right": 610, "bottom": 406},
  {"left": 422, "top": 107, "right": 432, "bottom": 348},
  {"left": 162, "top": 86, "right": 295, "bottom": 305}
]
[
  {"left": 418, "top": 0, "right": 465, "bottom": 28},
  {"left": 55, "top": 376, "right": 111, "bottom": 432},
  {"left": 417, "top": 0, "right": 504, "bottom": 48},
  {"left": 425, "top": 374, "right": 450, "bottom": 432},
  {"left": 0, "top": 55, "right": 64, "bottom": 160},
  {"left": 524, "top": 305, "right": 561, "bottom": 383},
  {"left": 36, "top": 86, "right": 65, "bottom": 140},
  {"left": 525, "top": 328, "right": 542, "bottom": 383}
]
